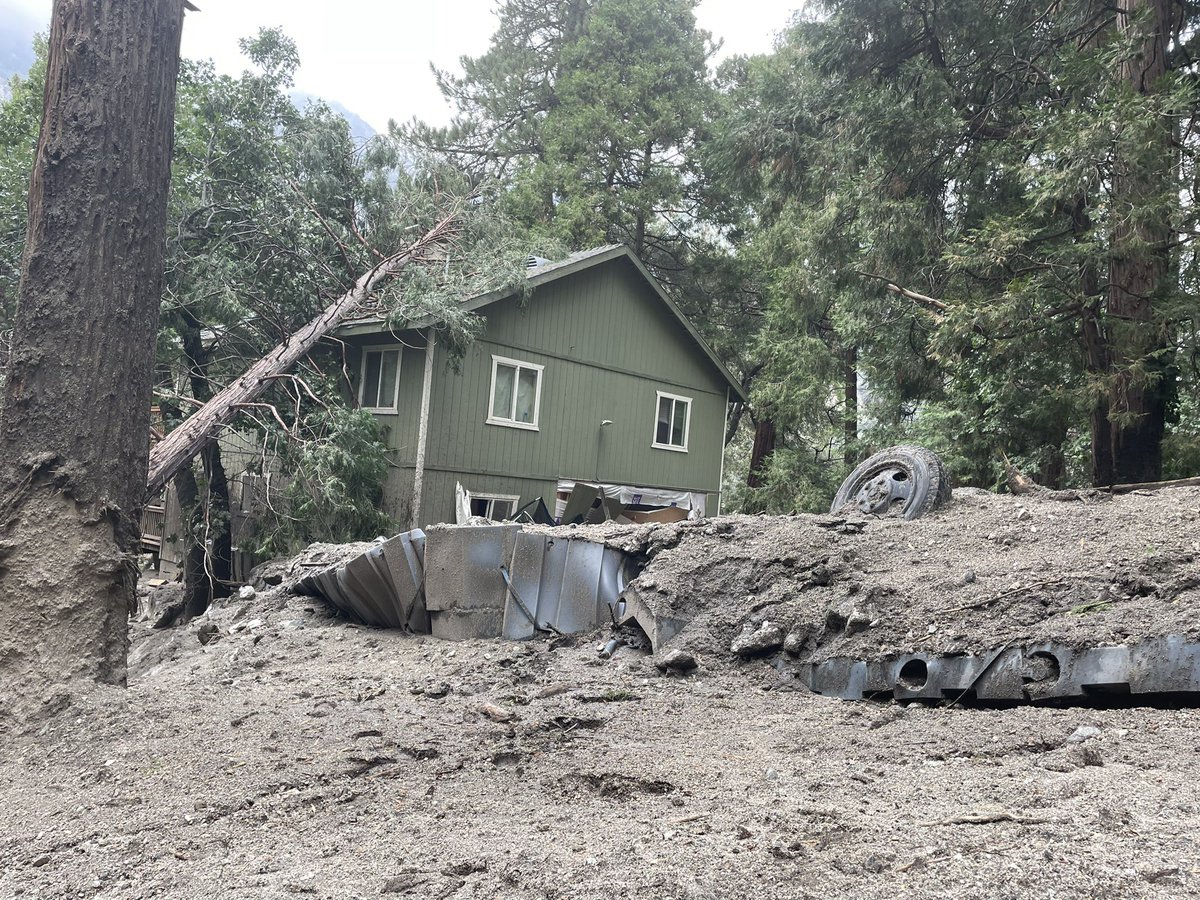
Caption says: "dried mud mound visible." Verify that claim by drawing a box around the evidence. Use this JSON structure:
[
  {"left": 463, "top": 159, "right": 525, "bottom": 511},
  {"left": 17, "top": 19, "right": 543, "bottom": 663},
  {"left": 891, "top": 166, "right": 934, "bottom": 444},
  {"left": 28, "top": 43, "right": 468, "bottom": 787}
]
[
  {"left": 582, "top": 486, "right": 1200, "bottom": 667},
  {"left": 5, "top": 490, "right": 1200, "bottom": 899}
]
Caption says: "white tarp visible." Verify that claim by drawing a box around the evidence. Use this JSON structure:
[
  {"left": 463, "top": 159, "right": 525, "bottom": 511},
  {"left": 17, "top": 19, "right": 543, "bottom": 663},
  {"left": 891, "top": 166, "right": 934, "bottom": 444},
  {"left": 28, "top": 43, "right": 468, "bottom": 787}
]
[
  {"left": 454, "top": 481, "right": 471, "bottom": 525},
  {"left": 555, "top": 479, "right": 706, "bottom": 520}
]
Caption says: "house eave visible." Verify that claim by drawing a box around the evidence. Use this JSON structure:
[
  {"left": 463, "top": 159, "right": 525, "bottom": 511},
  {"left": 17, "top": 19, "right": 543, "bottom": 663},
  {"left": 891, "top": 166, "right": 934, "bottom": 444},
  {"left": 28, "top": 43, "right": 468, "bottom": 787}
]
[{"left": 333, "top": 244, "right": 748, "bottom": 404}]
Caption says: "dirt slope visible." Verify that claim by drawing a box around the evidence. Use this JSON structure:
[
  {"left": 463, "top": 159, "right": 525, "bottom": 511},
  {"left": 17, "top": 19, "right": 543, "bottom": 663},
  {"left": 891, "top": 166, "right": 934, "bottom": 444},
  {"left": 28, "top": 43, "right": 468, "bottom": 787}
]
[
  {"left": 602, "top": 485, "right": 1200, "bottom": 665},
  {"left": 2, "top": 487, "right": 1199, "bottom": 899}
]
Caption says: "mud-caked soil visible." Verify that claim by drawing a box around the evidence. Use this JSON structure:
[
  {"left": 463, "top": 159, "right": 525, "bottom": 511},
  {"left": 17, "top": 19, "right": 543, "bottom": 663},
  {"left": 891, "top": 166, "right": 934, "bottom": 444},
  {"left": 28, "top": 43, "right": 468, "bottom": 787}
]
[{"left": 2, "top": 487, "right": 1199, "bottom": 899}]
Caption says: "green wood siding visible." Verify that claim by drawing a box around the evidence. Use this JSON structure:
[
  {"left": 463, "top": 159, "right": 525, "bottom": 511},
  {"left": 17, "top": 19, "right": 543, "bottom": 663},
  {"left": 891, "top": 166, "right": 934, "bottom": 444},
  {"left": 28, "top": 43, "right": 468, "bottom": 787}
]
[
  {"left": 352, "top": 257, "right": 732, "bottom": 527},
  {"left": 419, "top": 471, "right": 556, "bottom": 527}
]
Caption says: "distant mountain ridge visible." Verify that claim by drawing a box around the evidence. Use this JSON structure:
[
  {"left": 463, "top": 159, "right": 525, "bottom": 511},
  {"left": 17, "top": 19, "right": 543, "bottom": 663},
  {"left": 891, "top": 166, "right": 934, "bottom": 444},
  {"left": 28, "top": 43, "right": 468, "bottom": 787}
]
[{"left": 290, "top": 92, "right": 377, "bottom": 145}]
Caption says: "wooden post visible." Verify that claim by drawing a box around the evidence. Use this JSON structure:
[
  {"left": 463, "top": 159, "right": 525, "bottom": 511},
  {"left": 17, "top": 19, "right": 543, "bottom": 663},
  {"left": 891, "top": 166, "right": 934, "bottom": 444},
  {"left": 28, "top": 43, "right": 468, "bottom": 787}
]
[{"left": 411, "top": 328, "right": 437, "bottom": 529}]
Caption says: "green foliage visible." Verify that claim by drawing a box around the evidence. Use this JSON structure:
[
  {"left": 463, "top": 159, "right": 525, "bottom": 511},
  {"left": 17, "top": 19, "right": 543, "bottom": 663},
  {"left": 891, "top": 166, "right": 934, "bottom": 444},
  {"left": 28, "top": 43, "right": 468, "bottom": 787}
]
[
  {"left": 404, "top": 0, "right": 767, "bottom": 489},
  {"left": 247, "top": 407, "right": 396, "bottom": 556},
  {"left": 404, "top": 0, "right": 714, "bottom": 261},
  {"left": 0, "top": 34, "right": 45, "bottom": 352},
  {"left": 709, "top": 0, "right": 1200, "bottom": 507},
  {"left": 158, "top": 31, "right": 528, "bottom": 551}
]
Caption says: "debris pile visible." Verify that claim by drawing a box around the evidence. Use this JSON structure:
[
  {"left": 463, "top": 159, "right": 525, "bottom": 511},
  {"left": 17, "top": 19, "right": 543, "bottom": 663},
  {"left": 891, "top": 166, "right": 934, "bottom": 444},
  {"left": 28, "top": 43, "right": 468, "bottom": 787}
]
[
  {"left": 292, "top": 524, "right": 634, "bottom": 642},
  {"left": 275, "top": 484, "right": 1200, "bottom": 705}
]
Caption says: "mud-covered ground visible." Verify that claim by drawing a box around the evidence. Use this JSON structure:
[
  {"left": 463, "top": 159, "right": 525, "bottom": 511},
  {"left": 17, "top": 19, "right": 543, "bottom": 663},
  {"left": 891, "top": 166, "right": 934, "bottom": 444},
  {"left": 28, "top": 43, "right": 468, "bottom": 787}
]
[{"left": 2, "top": 487, "right": 1200, "bottom": 899}]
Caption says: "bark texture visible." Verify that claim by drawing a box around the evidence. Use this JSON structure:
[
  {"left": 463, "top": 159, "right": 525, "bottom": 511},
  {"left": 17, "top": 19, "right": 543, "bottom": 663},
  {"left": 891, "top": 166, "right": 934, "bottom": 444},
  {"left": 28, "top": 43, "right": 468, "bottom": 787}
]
[
  {"left": 843, "top": 347, "right": 858, "bottom": 467},
  {"left": 175, "top": 314, "right": 232, "bottom": 621},
  {"left": 746, "top": 418, "right": 777, "bottom": 489},
  {"left": 1103, "top": 0, "right": 1175, "bottom": 484},
  {"left": 0, "top": 0, "right": 186, "bottom": 719}
]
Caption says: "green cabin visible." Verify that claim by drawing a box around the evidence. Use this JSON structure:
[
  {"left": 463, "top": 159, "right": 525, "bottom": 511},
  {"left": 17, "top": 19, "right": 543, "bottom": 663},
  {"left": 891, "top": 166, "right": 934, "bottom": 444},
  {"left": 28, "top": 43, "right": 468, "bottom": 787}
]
[{"left": 335, "top": 245, "right": 747, "bottom": 528}]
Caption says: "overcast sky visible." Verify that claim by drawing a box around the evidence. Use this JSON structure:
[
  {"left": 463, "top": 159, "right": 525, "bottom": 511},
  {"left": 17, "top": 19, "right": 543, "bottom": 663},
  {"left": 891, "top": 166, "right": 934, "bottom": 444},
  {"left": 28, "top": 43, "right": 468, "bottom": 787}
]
[{"left": 5, "top": 0, "right": 799, "bottom": 131}]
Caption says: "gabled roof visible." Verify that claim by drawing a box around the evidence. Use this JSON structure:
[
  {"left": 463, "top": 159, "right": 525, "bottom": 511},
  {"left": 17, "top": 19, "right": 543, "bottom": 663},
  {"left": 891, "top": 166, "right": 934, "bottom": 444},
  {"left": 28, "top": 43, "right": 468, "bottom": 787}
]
[{"left": 337, "top": 243, "right": 747, "bottom": 402}]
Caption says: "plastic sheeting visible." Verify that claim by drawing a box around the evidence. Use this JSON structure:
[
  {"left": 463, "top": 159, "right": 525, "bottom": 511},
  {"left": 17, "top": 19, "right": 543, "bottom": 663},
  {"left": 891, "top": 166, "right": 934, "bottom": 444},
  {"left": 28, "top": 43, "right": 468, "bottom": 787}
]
[
  {"left": 555, "top": 479, "right": 706, "bottom": 520},
  {"left": 454, "top": 481, "right": 472, "bottom": 525}
]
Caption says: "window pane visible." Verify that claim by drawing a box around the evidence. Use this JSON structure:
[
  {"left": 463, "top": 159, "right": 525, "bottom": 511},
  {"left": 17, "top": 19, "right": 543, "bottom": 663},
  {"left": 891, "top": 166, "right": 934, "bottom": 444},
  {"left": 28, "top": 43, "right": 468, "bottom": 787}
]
[
  {"left": 362, "top": 351, "right": 382, "bottom": 408},
  {"left": 671, "top": 399, "right": 687, "bottom": 446},
  {"left": 378, "top": 350, "right": 399, "bottom": 409},
  {"left": 492, "top": 364, "right": 515, "bottom": 419},
  {"left": 515, "top": 367, "right": 538, "bottom": 423},
  {"left": 656, "top": 396, "right": 671, "bottom": 444}
]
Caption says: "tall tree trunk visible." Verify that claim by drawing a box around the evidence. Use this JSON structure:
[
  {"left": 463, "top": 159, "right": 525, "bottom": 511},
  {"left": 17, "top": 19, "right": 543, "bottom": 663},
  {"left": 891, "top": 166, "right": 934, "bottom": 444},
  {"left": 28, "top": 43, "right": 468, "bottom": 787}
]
[
  {"left": 175, "top": 313, "right": 232, "bottom": 618},
  {"left": 200, "top": 442, "right": 233, "bottom": 599},
  {"left": 746, "top": 418, "right": 777, "bottom": 489},
  {"left": 632, "top": 141, "right": 653, "bottom": 256},
  {"left": 1105, "top": 0, "right": 1175, "bottom": 483},
  {"left": 159, "top": 441, "right": 232, "bottom": 628},
  {"left": 843, "top": 346, "right": 858, "bottom": 466},
  {"left": 1068, "top": 187, "right": 1117, "bottom": 487},
  {"left": 1082, "top": 305, "right": 1117, "bottom": 486},
  {"left": 0, "top": 0, "right": 186, "bottom": 718}
]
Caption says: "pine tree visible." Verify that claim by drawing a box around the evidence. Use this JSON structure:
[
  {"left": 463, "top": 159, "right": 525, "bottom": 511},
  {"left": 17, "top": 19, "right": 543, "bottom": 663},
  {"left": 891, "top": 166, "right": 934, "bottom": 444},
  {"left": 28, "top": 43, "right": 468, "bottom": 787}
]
[
  {"left": 709, "top": 0, "right": 1200, "bottom": 505},
  {"left": 404, "top": 0, "right": 714, "bottom": 261}
]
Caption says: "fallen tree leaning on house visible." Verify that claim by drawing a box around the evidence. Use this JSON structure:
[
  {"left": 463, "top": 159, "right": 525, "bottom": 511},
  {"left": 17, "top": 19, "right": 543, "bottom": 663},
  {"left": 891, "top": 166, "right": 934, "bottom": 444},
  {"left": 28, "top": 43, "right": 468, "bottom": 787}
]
[{"left": 144, "top": 210, "right": 463, "bottom": 498}]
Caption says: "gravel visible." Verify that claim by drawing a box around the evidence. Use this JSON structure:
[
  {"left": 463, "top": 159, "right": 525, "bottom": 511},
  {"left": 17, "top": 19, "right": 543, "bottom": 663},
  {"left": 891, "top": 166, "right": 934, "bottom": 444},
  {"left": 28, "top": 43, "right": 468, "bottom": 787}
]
[{"left": 2, "top": 487, "right": 1199, "bottom": 898}]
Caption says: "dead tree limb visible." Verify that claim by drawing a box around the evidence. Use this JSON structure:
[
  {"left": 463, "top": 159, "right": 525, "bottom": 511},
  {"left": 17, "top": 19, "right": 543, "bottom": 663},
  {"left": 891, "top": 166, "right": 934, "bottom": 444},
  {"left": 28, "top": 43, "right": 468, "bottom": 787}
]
[
  {"left": 1001, "top": 451, "right": 1041, "bottom": 495},
  {"left": 855, "top": 271, "right": 950, "bottom": 314},
  {"left": 145, "top": 211, "right": 461, "bottom": 497},
  {"left": 1109, "top": 475, "right": 1200, "bottom": 494}
]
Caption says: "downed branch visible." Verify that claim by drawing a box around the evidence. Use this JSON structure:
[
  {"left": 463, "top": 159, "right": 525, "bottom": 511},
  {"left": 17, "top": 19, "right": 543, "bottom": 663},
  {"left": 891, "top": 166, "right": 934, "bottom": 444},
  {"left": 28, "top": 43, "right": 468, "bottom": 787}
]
[
  {"left": 1108, "top": 476, "right": 1200, "bottom": 494},
  {"left": 145, "top": 210, "right": 461, "bottom": 497},
  {"left": 1001, "top": 451, "right": 1040, "bottom": 495},
  {"left": 930, "top": 804, "right": 1052, "bottom": 826}
]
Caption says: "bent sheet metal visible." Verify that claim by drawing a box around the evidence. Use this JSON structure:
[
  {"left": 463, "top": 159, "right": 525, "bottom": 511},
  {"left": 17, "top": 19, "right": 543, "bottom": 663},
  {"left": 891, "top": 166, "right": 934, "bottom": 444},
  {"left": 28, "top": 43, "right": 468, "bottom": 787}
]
[{"left": 805, "top": 636, "right": 1200, "bottom": 702}]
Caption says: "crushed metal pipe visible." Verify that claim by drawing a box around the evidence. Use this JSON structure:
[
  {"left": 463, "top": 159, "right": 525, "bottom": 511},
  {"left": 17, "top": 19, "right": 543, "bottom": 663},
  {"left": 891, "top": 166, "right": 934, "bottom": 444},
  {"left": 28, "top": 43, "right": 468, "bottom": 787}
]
[
  {"left": 804, "top": 635, "right": 1200, "bottom": 702},
  {"left": 297, "top": 530, "right": 429, "bottom": 632}
]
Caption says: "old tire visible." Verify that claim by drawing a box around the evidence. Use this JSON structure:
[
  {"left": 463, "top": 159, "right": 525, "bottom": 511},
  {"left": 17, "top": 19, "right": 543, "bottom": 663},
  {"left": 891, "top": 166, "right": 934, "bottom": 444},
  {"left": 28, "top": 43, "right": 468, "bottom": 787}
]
[
  {"left": 893, "top": 444, "right": 953, "bottom": 506},
  {"left": 831, "top": 446, "right": 950, "bottom": 520}
]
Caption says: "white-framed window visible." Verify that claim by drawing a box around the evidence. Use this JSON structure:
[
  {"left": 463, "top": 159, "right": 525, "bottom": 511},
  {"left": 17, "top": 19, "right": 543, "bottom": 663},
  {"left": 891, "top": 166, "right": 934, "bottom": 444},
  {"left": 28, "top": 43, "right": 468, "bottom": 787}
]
[
  {"left": 652, "top": 390, "right": 692, "bottom": 452},
  {"left": 469, "top": 493, "right": 520, "bottom": 520},
  {"left": 359, "top": 345, "right": 401, "bottom": 413},
  {"left": 487, "top": 354, "right": 543, "bottom": 430}
]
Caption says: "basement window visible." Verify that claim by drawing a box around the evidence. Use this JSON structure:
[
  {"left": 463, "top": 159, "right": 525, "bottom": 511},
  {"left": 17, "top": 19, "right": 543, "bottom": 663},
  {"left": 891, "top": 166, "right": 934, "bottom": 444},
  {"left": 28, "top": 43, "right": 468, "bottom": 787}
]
[
  {"left": 359, "top": 346, "right": 401, "bottom": 413},
  {"left": 653, "top": 391, "right": 691, "bottom": 452},
  {"left": 487, "top": 355, "right": 543, "bottom": 430},
  {"left": 469, "top": 493, "right": 520, "bottom": 520}
]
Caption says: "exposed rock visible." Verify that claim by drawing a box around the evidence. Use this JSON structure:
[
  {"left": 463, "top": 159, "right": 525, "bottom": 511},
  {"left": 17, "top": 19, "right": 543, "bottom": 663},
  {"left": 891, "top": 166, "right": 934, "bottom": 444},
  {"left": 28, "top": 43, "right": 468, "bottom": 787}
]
[
  {"left": 1066, "top": 725, "right": 1101, "bottom": 744},
  {"left": 845, "top": 610, "right": 873, "bottom": 634},
  {"left": 413, "top": 680, "right": 450, "bottom": 699},
  {"left": 783, "top": 626, "right": 809, "bottom": 656},
  {"left": 655, "top": 649, "right": 698, "bottom": 673},
  {"left": 479, "top": 703, "right": 514, "bottom": 722},
  {"left": 1068, "top": 744, "right": 1104, "bottom": 768},
  {"left": 382, "top": 874, "right": 428, "bottom": 894},
  {"left": 731, "top": 622, "right": 784, "bottom": 658}
]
